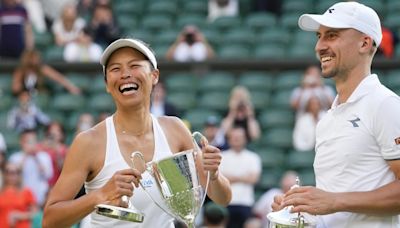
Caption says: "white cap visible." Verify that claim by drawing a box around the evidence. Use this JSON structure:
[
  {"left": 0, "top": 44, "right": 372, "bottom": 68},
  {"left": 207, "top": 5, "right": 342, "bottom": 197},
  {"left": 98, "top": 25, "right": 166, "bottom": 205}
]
[
  {"left": 100, "top": 38, "right": 157, "bottom": 70},
  {"left": 298, "top": 1, "right": 382, "bottom": 46}
]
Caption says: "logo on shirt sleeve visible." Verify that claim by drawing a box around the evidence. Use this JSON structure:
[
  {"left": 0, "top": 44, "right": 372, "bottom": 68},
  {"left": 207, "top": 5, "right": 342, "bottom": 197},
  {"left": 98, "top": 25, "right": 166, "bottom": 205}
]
[{"left": 395, "top": 137, "right": 400, "bottom": 145}]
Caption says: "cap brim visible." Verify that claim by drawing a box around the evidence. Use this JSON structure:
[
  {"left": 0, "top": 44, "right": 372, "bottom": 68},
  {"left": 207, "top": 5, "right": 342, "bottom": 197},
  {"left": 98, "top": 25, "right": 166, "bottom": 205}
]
[
  {"left": 299, "top": 14, "right": 350, "bottom": 31},
  {"left": 100, "top": 39, "right": 157, "bottom": 69}
]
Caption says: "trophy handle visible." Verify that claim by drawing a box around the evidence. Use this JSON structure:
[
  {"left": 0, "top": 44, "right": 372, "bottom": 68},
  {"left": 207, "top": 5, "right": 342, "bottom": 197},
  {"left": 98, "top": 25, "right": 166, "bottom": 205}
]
[
  {"left": 191, "top": 131, "right": 210, "bottom": 211},
  {"left": 130, "top": 151, "right": 178, "bottom": 220}
]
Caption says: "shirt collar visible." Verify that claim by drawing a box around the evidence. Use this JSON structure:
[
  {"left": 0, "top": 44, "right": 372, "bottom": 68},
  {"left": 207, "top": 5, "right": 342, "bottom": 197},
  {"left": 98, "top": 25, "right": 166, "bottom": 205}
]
[{"left": 331, "top": 74, "right": 380, "bottom": 108}]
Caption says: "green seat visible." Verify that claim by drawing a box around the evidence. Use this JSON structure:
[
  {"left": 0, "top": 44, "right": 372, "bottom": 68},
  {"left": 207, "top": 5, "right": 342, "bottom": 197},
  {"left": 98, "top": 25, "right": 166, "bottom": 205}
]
[
  {"left": 46, "top": 109, "right": 66, "bottom": 123},
  {"left": 218, "top": 45, "right": 251, "bottom": 59},
  {"left": 287, "top": 150, "right": 315, "bottom": 170},
  {"left": 175, "top": 14, "right": 206, "bottom": 30},
  {"left": 0, "top": 95, "right": 14, "bottom": 112},
  {"left": 32, "top": 93, "right": 50, "bottom": 109},
  {"left": 88, "top": 93, "right": 115, "bottom": 113},
  {"left": 254, "top": 44, "right": 285, "bottom": 58},
  {"left": 66, "top": 73, "right": 92, "bottom": 92},
  {"left": 384, "top": 13, "right": 400, "bottom": 30},
  {"left": 258, "top": 27, "right": 291, "bottom": 46},
  {"left": 223, "top": 28, "right": 254, "bottom": 47},
  {"left": 164, "top": 73, "right": 198, "bottom": 92},
  {"left": 153, "top": 29, "right": 178, "bottom": 47},
  {"left": 358, "top": 0, "right": 385, "bottom": 15},
  {"left": 238, "top": 72, "right": 273, "bottom": 91},
  {"left": 123, "top": 29, "right": 154, "bottom": 44},
  {"left": 280, "top": 12, "right": 302, "bottom": 30},
  {"left": 386, "top": 1, "right": 400, "bottom": 14},
  {"left": 141, "top": 15, "right": 173, "bottom": 32},
  {"left": 202, "top": 28, "right": 221, "bottom": 48},
  {"left": 183, "top": 109, "right": 221, "bottom": 132},
  {"left": 250, "top": 91, "right": 270, "bottom": 111},
  {"left": 199, "top": 72, "right": 236, "bottom": 92},
  {"left": 299, "top": 168, "right": 316, "bottom": 186},
  {"left": 282, "top": 0, "right": 313, "bottom": 14},
  {"left": 257, "top": 147, "right": 285, "bottom": 169},
  {"left": 34, "top": 31, "right": 53, "bottom": 51},
  {"left": 112, "top": 1, "right": 144, "bottom": 17},
  {"left": 261, "top": 127, "right": 293, "bottom": 149},
  {"left": 245, "top": 12, "right": 277, "bottom": 32},
  {"left": 0, "top": 74, "right": 12, "bottom": 94},
  {"left": 3, "top": 129, "right": 20, "bottom": 155},
  {"left": 257, "top": 170, "right": 281, "bottom": 190},
  {"left": 89, "top": 75, "right": 106, "bottom": 94},
  {"left": 287, "top": 44, "right": 316, "bottom": 58},
  {"left": 182, "top": 1, "right": 208, "bottom": 15},
  {"left": 273, "top": 71, "right": 302, "bottom": 91},
  {"left": 385, "top": 70, "right": 400, "bottom": 90},
  {"left": 51, "top": 94, "right": 86, "bottom": 112},
  {"left": 147, "top": 1, "right": 177, "bottom": 16},
  {"left": 198, "top": 92, "right": 230, "bottom": 113},
  {"left": 211, "top": 16, "right": 242, "bottom": 32},
  {"left": 44, "top": 46, "right": 64, "bottom": 61},
  {"left": 152, "top": 44, "right": 170, "bottom": 59},
  {"left": 270, "top": 90, "right": 292, "bottom": 109},
  {"left": 116, "top": 14, "right": 139, "bottom": 33},
  {"left": 259, "top": 109, "right": 295, "bottom": 130},
  {"left": 167, "top": 92, "right": 196, "bottom": 112}
]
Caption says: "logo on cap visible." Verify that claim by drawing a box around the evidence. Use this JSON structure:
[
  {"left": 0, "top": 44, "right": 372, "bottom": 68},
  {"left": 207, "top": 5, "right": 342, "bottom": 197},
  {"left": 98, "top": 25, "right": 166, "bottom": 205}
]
[{"left": 328, "top": 8, "right": 335, "bottom": 13}]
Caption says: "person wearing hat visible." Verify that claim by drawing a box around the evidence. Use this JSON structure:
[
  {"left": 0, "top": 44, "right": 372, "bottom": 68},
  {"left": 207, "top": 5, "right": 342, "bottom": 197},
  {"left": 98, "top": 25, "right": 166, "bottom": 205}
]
[
  {"left": 272, "top": 2, "right": 400, "bottom": 227},
  {"left": 42, "top": 38, "right": 232, "bottom": 228}
]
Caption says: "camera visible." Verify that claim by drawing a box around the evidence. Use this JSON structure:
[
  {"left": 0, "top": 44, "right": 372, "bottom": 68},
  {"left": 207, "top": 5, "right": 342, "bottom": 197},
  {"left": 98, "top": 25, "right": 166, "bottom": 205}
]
[{"left": 185, "top": 32, "right": 195, "bottom": 45}]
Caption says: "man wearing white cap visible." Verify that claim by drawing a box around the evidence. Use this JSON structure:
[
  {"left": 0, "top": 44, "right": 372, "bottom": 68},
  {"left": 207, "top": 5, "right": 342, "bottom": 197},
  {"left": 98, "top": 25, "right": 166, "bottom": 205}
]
[
  {"left": 42, "top": 38, "right": 231, "bottom": 227},
  {"left": 272, "top": 2, "right": 400, "bottom": 228}
]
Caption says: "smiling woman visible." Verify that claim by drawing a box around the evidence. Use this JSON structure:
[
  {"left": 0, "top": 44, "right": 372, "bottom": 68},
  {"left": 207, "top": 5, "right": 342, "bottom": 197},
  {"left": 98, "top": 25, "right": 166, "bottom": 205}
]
[{"left": 42, "top": 38, "right": 231, "bottom": 228}]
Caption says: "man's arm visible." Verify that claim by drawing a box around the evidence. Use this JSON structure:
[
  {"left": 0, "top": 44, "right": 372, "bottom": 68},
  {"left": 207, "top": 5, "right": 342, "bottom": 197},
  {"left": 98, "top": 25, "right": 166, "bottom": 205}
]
[{"left": 282, "top": 160, "right": 400, "bottom": 216}]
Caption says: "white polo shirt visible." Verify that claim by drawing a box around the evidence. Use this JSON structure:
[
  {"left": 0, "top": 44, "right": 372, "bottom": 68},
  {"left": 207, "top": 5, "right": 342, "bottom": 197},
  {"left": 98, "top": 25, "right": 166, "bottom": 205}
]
[{"left": 314, "top": 74, "right": 400, "bottom": 228}]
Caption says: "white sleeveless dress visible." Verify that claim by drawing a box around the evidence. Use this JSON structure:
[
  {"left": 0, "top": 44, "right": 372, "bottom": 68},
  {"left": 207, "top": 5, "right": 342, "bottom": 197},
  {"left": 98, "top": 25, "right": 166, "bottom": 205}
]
[{"left": 85, "top": 115, "right": 175, "bottom": 227}]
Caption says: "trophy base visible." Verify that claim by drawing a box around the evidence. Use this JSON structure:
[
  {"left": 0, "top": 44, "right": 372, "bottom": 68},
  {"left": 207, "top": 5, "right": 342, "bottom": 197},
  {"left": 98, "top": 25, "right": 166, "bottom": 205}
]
[{"left": 95, "top": 204, "right": 144, "bottom": 223}]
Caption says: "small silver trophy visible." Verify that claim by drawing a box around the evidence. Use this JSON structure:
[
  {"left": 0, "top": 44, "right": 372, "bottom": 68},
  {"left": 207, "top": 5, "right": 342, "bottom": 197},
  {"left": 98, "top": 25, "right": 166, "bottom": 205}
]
[
  {"left": 95, "top": 131, "right": 209, "bottom": 227},
  {"left": 267, "top": 177, "right": 316, "bottom": 228}
]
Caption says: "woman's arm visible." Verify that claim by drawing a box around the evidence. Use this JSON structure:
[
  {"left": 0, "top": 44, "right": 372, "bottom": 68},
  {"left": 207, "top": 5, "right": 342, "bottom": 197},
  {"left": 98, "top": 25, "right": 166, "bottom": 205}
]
[{"left": 41, "top": 65, "right": 81, "bottom": 94}]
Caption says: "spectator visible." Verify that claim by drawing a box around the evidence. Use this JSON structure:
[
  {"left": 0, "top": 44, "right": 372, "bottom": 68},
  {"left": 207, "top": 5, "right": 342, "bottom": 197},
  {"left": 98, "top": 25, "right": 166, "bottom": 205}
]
[
  {"left": 87, "top": 3, "right": 119, "bottom": 47},
  {"left": 208, "top": 0, "right": 238, "bottom": 22},
  {"left": 202, "top": 202, "right": 229, "bottom": 227},
  {"left": 292, "top": 95, "right": 325, "bottom": 151},
  {"left": 9, "top": 129, "right": 53, "bottom": 207},
  {"left": 22, "top": 0, "right": 47, "bottom": 33},
  {"left": 150, "top": 82, "right": 179, "bottom": 117},
  {"left": 221, "top": 86, "right": 261, "bottom": 142},
  {"left": 37, "top": 121, "right": 68, "bottom": 187},
  {"left": 0, "top": 0, "right": 34, "bottom": 59},
  {"left": 0, "top": 137, "right": 6, "bottom": 189},
  {"left": 220, "top": 127, "right": 262, "bottom": 228},
  {"left": 290, "top": 65, "right": 335, "bottom": 118},
  {"left": 202, "top": 116, "right": 228, "bottom": 151},
  {"left": 165, "top": 25, "right": 215, "bottom": 62},
  {"left": 52, "top": 3, "right": 86, "bottom": 46},
  {"left": 0, "top": 162, "right": 38, "bottom": 228},
  {"left": 63, "top": 26, "right": 103, "bottom": 62},
  {"left": 7, "top": 90, "right": 51, "bottom": 133},
  {"left": 376, "top": 26, "right": 397, "bottom": 58},
  {"left": 252, "top": 170, "right": 298, "bottom": 227},
  {"left": 12, "top": 49, "right": 81, "bottom": 95},
  {"left": 74, "top": 112, "right": 95, "bottom": 135}
]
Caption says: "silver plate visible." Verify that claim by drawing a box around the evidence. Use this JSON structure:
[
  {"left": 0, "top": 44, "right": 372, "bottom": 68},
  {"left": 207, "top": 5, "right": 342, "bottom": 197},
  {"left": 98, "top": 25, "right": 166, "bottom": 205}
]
[{"left": 95, "top": 204, "right": 144, "bottom": 223}]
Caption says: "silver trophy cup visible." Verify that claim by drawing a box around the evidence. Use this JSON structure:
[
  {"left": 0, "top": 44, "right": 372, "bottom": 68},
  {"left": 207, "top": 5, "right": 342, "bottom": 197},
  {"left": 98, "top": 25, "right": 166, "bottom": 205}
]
[
  {"left": 131, "top": 131, "right": 210, "bottom": 228},
  {"left": 95, "top": 131, "right": 209, "bottom": 227}
]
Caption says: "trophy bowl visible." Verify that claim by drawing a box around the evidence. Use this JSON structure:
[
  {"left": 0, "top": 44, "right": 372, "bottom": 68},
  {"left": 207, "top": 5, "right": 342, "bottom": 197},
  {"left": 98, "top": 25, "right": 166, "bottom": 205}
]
[
  {"left": 131, "top": 132, "right": 209, "bottom": 228},
  {"left": 267, "top": 207, "right": 316, "bottom": 228}
]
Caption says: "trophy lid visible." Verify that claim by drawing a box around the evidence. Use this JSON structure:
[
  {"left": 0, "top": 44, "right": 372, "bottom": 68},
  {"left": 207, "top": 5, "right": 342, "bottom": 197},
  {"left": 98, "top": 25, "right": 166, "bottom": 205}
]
[{"left": 267, "top": 207, "right": 316, "bottom": 227}]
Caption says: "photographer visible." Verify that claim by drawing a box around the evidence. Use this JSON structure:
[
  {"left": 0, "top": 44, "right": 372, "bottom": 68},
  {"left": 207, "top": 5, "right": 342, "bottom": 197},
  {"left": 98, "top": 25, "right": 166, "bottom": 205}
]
[
  {"left": 221, "top": 86, "right": 261, "bottom": 142},
  {"left": 165, "top": 25, "right": 215, "bottom": 62}
]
